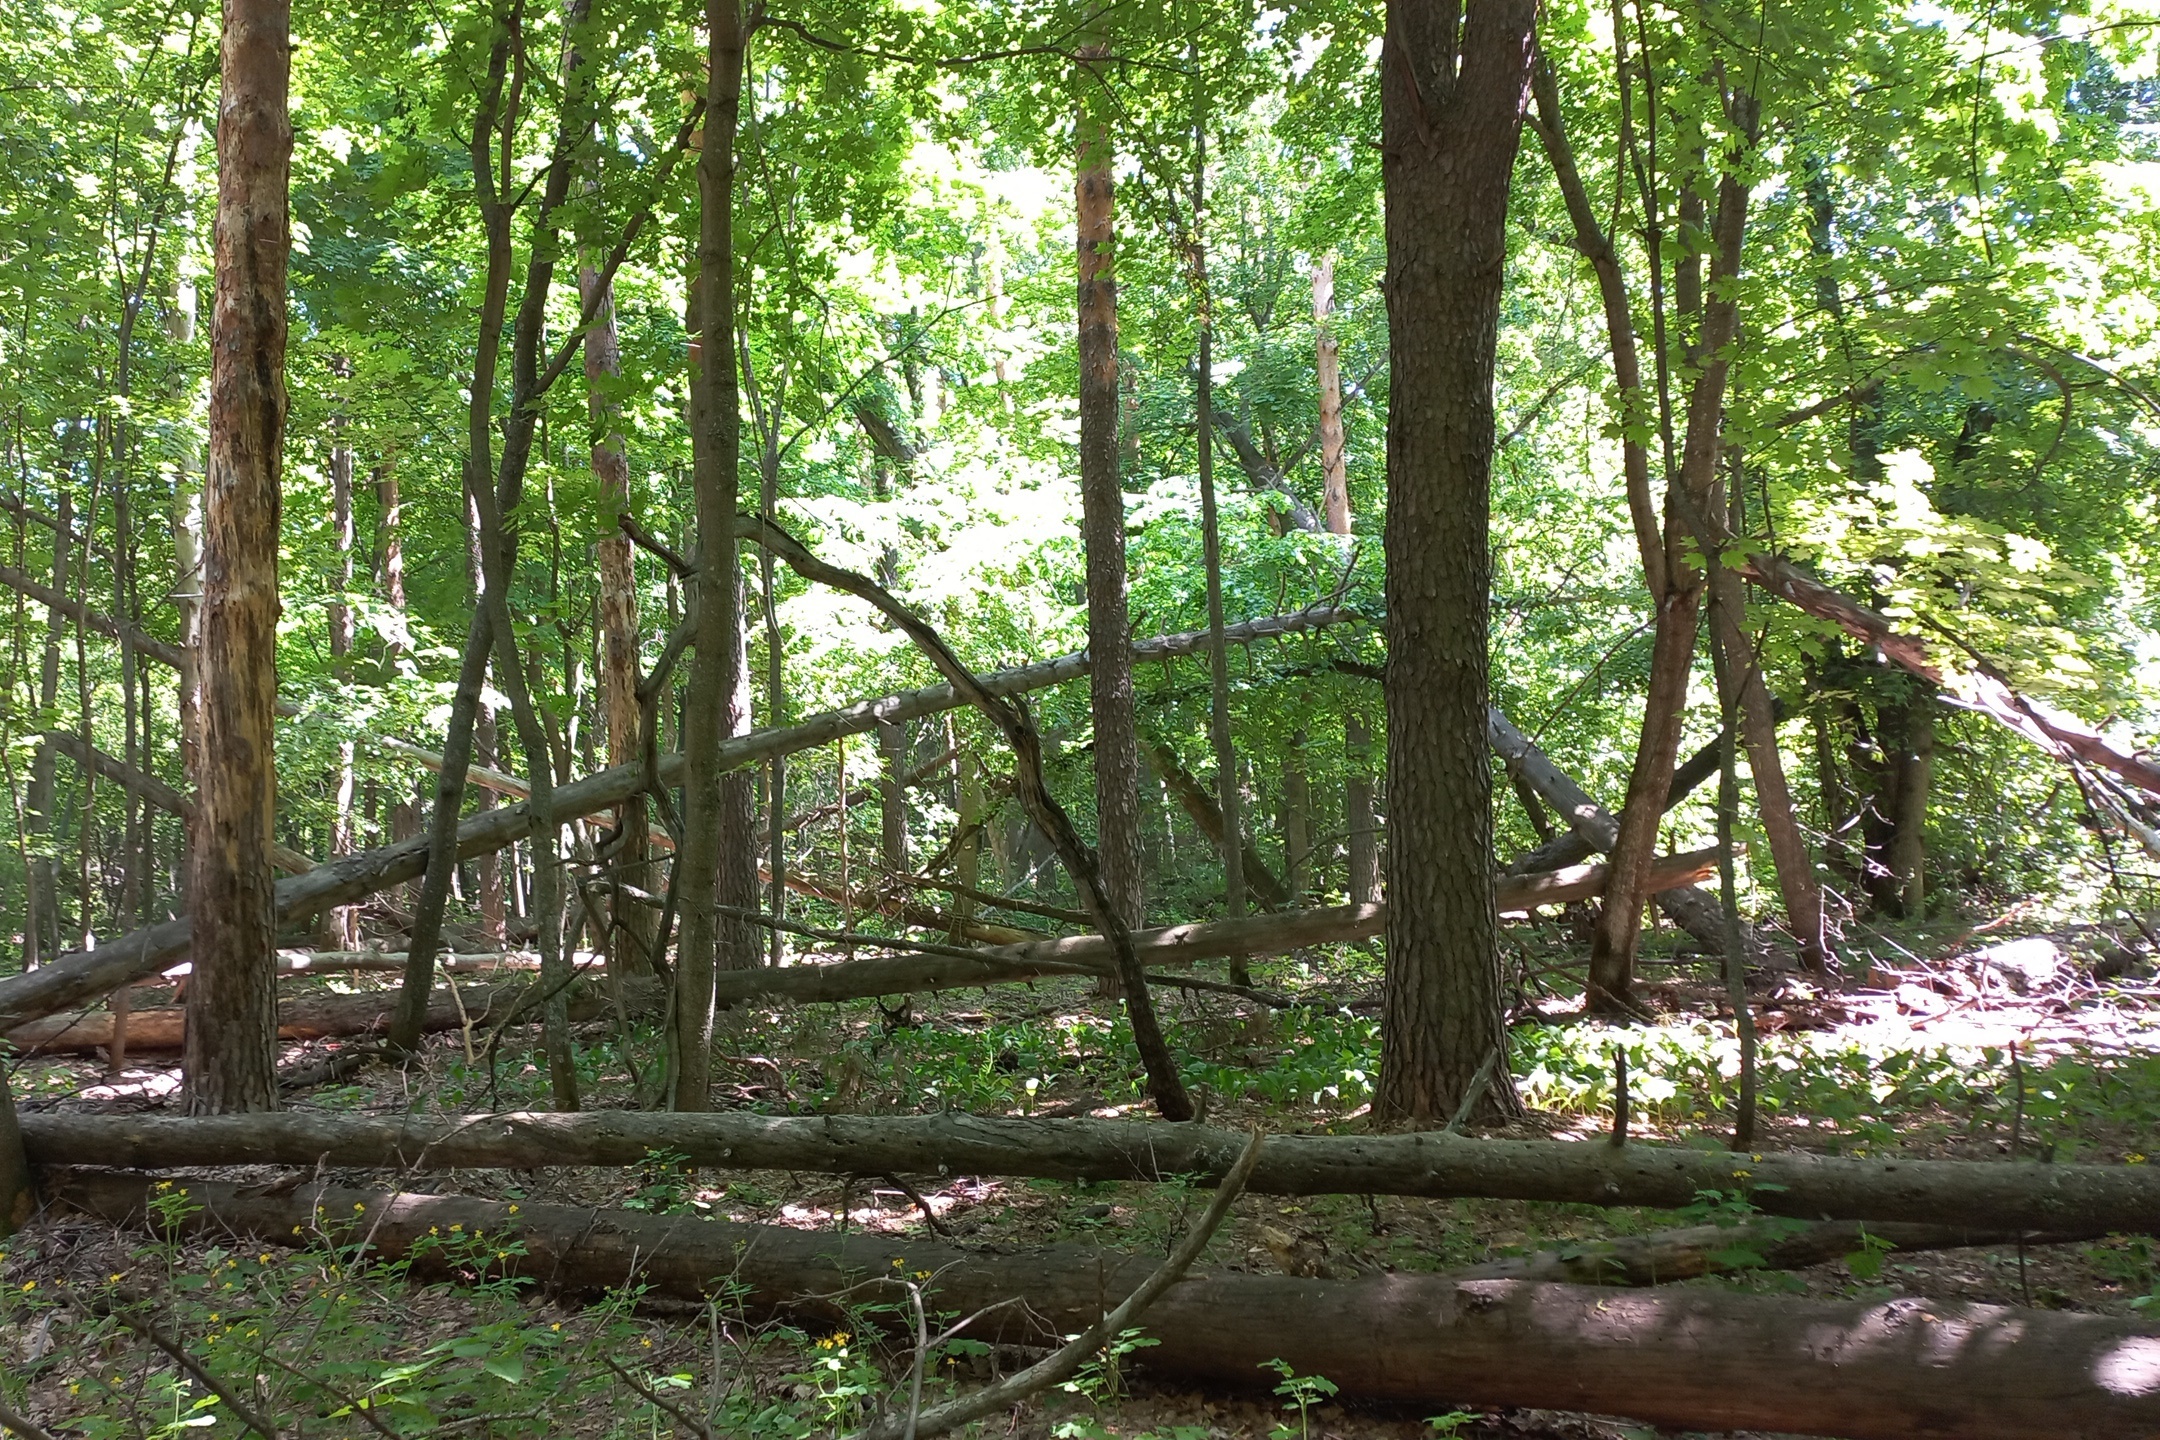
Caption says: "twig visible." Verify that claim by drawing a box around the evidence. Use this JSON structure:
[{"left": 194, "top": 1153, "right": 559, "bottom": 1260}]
[
  {"left": 0, "top": 1397, "right": 58, "bottom": 1440},
  {"left": 1444, "top": 1047, "right": 1502, "bottom": 1134},
  {"left": 100, "top": 1304, "right": 281, "bottom": 1440},
  {"left": 847, "top": 1130, "right": 1267, "bottom": 1440},
  {"left": 253, "top": 1349, "right": 400, "bottom": 1440},
  {"left": 601, "top": 1354, "right": 714, "bottom": 1440},
  {"left": 883, "top": 1174, "right": 954, "bottom": 1239}
]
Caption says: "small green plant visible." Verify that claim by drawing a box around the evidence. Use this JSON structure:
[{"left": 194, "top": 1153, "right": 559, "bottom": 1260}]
[
  {"left": 1427, "top": 1410, "right": 1481, "bottom": 1437},
  {"left": 1260, "top": 1357, "right": 1339, "bottom": 1440},
  {"left": 1845, "top": 1226, "right": 1899, "bottom": 1281},
  {"left": 1059, "top": 1327, "right": 1159, "bottom": 1405}
]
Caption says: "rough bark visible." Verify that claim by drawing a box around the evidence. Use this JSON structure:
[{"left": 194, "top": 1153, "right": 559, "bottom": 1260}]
[
  {"left": 0, "top": 606, "right": 1356, "bottom": 1032},
  {"left": 674, "top": 0, "right": 752, "bottom": 1112},
  {"left": 40, "top": 1116, "right": 2160, "bottom": 1233},
  {"left": 59, "top": 1177, "right": 2160, "bottom": 1440},
  {"left": 1076, "top": 29, "right": 1145, "bottom": 932},
  {"left": 1378, "top": 0, "right": 1536, "bottom": 1124},
  {"left": 185, "top": 0, "right": 291, "bottom": 1115}
]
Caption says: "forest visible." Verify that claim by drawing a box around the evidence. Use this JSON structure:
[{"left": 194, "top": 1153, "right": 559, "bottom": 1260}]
[{"left": 1, "top": 0, "right": 2159, "bottom": 1436}]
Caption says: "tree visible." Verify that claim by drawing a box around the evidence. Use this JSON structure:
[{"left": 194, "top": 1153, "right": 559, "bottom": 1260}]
[
  {"left": 184, "top": 0, "right": 291, "bottom": 1115},
  {"left": 1076, "top": 14, "right": 1145, "bottom": 937},
  {"left": 672, "top": 0, "right": 752, "bottom": 1113},
  {"left": 1374, "top": 0, "right": 1538, "bottom": 1127}
]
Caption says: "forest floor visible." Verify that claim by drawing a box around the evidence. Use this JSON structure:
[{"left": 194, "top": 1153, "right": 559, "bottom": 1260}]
[{"left": 5, "top": 901, "right": 2159, "bottom": 1439}]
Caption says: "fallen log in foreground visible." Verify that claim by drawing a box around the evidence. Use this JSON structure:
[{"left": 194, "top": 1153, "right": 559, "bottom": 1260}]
[
  {"left": 0, "top": 604, "right": 1354, "bottom": 1034},
  {"left": 54, "top": 1173, "right": 2160, "bottom": 1440},
  {"left": 27, "top": 1110, "right": 2160, "bottom": 1233},
  {"left": 6, "top": 978, "right": 652, "bottom": 1055}
]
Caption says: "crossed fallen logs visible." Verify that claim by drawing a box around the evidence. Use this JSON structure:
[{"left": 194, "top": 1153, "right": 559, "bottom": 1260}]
[{"left": 47, "top": 1170, "right": 2160, "bottom": 1440}]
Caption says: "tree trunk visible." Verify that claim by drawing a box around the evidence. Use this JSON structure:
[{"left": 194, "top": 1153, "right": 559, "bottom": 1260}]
[
  {"left": 1313, "top": 254, "right": 1351, "bottom": 535},
  {"left": 877, "top": 718, "right": 909, "bottom": 875},
  {"left": 466, "top": 507, "right": 507, "bottom": 945},
  {"left": 1888, "top": 699, "right": 1932, "bottom": 915},
  {"left": 185, "top": 0, "right": 290, "bottom": 1116},
  {"left": 23, "top": 493, "right": 71, "bottom": 970},
  {"left": 673, "top": 0, "right": 751, "bottom": 1112},
  {"left": 1076, "top": 25, "right": 1144, "bottom": 934},
  {"left": 1376, "top": 0, "right": 1536, "bottom": 1125},
  {"left": 1282, "top": 734, "right": 1309, "bottom": 905},
  {"left": 1709, "top": 561, "right": 1829, "bottom": 970},
  {"left": 1192, "top": 79, "right": 1246, "bottom": 972},
  {"left": 582, "top": 98, "right": 653, "bottom": 977},
  {"left": 0, "top": 1069, "right": 26, "bottom": 1238},
  {"left": 45, "top": 1112, "right": 2160, "bottom": 1234},
  {"left": 1343, "top": 714, "right": 1380, "bottom": 904},
  {"left": 323, "top": 365, "right": 359, "bottom": 951},
  {"left": 1586, "top": 586, "right": 1704, "bottom": 1007}
]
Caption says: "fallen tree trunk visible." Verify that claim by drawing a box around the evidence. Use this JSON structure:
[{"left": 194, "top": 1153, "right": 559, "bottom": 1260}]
[
  {"left": 0, "top": 605, "right": 1355, "bottom": 1032},
  {"left": 1742, "top": 550, "right": 2160, "bottom": 800},
  {"left": 53, "top": 1173, "right": 2160, "bottom": 1440},
  {"left": 1488, "top": 708, "right": 1733, "bottom": 951},
  {"left": 1454, "top": 1215, "right": 2102, "bottom": 1286},
  {"left": 28, "top": 1109, "right": 2160, "bottom": 1232},
  {"left": 7, "top": 978, "right": 651, "bottom": 1055}
]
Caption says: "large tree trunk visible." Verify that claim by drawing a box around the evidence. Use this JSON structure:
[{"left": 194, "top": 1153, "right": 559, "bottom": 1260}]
[
  {"left": 59, "top": 1176, "right": 2160, "bottom": 1440},
  {"left": 1076, "top": 23, "right": 1145, "bottom": 934},
  {"left": 0, "top": 605, "right": 1355, "bottom": 1032},
  {"left": 674, "top": 0, "right": 752, "bottom": 1112},
  {"left": 185, "top": 0, "right": 291, "bottom": 1116},
  {"left": 1377, "top": 0, "right": 1536, "bottom": 1125}
]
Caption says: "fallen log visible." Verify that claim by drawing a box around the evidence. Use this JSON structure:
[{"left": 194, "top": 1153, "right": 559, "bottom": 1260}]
[
  {"left": 27, "top": 1110, "right": 2160, "bottom": 1232},
  {"left": 6, "top": 978, "right": 651, "bottom": 1055},
  {"left": 0, "top": 605, "right": 1356, "bottom": 1032},
  {"left": 1742, "top": 549, "right": 2160, "bottom": 800},
  {"left": 1453, "top": 1215, "right": 2102, "bottom": 1286},
  {"left": 54, "top": 1173, "right": 2160, "bottom": 1440},
  {"left": 1488, "top": 708, "right": 1733, "bottom": 950}
]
